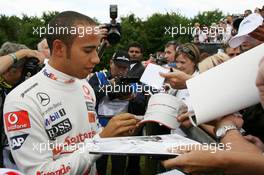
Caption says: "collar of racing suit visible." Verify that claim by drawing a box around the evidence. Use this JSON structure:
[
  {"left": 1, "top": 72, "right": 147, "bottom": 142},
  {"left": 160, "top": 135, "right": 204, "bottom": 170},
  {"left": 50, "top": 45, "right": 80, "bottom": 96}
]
[{"left": 42, "top": 63, "right": 76, "bottom": 84}]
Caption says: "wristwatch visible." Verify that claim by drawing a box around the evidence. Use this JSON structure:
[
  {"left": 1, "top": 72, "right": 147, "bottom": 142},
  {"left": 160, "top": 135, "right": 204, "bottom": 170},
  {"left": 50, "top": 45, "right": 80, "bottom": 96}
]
[{"left": 216, "top": 124, "right": 238, "bottom": 141}]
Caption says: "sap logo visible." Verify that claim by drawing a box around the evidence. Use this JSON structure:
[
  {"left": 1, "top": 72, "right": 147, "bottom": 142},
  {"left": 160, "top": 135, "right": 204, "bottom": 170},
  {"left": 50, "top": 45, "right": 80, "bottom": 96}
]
[
  {"left": 46, "top": 118, "right": 72, "bottom": 140},
  {"left": 10, "top": 134, "right": 29, "bottom": 150},
  {"left": 42, "top": 69, "right": 57, "bottom": 80},
  {"left": 45, "top": 108, "right": 66, "bottom": 126}
]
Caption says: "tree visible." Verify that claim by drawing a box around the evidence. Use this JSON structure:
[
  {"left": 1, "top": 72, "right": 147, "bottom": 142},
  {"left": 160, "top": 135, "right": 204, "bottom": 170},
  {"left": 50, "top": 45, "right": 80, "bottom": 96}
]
[{"left": 192, "top": 9, "right": 225, "bottom": 27}]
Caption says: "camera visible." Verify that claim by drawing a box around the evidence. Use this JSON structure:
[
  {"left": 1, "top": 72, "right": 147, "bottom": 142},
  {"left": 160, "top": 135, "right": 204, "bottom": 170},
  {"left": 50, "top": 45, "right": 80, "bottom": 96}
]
[
  {"left": 116, "top": 76, "right": 141, "bottom": 85},
  {"left": 105, "top": 5, "right": 121, "bottom": 45},
  {"left": 97, "top": 5, "right": 121, "bottom": 58},
  {"left": 19, "top": 57, "right": 43, "bottom": 83},
  {"left": 150, "top": 53, "right": 167, "bottom": 66}
]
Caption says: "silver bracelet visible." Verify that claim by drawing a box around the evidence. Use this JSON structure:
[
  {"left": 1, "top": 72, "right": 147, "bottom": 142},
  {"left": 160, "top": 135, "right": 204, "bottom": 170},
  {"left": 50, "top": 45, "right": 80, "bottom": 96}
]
[{"left": 9, "top": 53, "right": 18, "bottom": 64}]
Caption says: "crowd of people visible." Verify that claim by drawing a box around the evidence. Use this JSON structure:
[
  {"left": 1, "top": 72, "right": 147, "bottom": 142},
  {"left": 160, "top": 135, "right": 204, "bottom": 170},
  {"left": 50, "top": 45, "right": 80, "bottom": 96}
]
[
  {"left": 0, "top": 5, "right": 263, "bottom": 175},
  {"left": 191, "top": 6, "right": 264, "bottom": 44}
]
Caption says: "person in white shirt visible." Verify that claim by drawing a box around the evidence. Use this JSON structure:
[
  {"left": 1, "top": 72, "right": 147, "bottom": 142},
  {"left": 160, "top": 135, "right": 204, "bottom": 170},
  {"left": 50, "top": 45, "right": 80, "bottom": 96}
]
[{"left": 3, "top": 11, "right": 139, "bottom": 175}]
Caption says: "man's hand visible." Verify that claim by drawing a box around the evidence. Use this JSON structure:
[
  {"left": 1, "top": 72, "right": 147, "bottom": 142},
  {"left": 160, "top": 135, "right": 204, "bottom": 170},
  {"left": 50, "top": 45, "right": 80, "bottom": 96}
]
[
  {"left": 244, "top": 135, "right": 264, "bottom": 151},
  {"left": 98, "top": 24, "right": 108, "bottom": 39},
  {"left": 16, "top": 49, "right": 45, "bottom": 64},
  {"left": 160, "top": 69, "right": 192, "bottom": 89},
  {"left": 162, "top": 146, "right": 264, "bottom": 175},
  {"left": 215, "top": 113, "right": 244, "bottom": 129},
  {"left": 250, "top": 24, "right": 264, "bottom": 42},
  {"left": 99, "top": 113, "right": 139, "bottom": 137},
  {"left": 176, "top": 112, "right": 193, "bottom": 128},
  {"left": 162, "top": 149, "right": 225, "bottom": 174}
]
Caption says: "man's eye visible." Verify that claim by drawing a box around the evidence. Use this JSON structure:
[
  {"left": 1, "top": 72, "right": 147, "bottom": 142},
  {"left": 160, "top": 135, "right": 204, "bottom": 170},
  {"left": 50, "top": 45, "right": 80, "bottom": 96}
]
[{"left": 84, "top": 49, "right": 93, "bottom": 53}]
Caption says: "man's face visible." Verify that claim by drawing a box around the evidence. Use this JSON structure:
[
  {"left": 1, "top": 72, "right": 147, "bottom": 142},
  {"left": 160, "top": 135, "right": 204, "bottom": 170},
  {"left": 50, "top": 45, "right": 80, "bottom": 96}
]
[
  {"left": 3, "top": 68, "right": 23, "bottom": 86},
  {"left": 244, "top": 11, "right": 251, "bottom": 17},
  {"left": 226, "top": 16, "right": 233, "bottom": 24},
  {"left": 110, "top": 60, "right": 128, "bottom": 77},
  {"left": 60, "top": 25, "right": 100, "bottom": 79},
  {"left": 176, "top": 53, "right": 195, "bottom": 75},
  {"left": 226, "top": 47, "right": 241, "bottom": 58},
  {"left": 128, "top": 47, "right": 142, "bottom": 61},
  {"left": 164, "top": 45, "right": 176, "bottom": 63}
]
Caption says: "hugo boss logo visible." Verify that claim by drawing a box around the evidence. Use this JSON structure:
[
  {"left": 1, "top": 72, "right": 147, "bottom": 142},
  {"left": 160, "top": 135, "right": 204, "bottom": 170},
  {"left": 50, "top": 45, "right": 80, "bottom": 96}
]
[
  {"left": 36, "top": 92, "right": 50, "bottom": 106},
  {"left": 46, "top": 118, "right": 72, "bottom": 140}
]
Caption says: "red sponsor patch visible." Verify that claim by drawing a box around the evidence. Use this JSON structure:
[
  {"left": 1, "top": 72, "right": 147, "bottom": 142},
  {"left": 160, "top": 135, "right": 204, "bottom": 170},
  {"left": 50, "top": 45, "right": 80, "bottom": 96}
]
[
  {"left": 88, "top": 112, "right": 96, "bottom": 123},
  {"left": 4, "top": 111, "right": 31, "bottom": 132},
  {"left": 83, "top": 85, "right": 94, "bottom": 102},
  {"left": 36, "top": 164, "right": 71, "bottom": 175}
]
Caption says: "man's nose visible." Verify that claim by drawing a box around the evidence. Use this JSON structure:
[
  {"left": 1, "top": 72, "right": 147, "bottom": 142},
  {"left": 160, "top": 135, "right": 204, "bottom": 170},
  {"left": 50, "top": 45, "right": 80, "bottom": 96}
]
[{"left": 91, "top": 52, "right": 100, "bottom": 65}]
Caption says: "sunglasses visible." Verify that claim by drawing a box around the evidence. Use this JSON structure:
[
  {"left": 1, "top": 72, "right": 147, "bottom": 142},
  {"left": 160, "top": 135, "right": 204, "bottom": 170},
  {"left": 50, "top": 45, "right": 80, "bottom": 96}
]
[
  {"left": 167, "top": 40, "right": 177, "bottom": 45},
  {"left": 177, "top": 46, "right": 196, "bottom": 59}
]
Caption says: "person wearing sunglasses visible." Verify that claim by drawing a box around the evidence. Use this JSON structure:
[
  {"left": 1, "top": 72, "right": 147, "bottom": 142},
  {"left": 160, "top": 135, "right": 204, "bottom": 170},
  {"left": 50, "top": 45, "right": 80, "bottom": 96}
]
[
  {"left": 168, "top": 43, "right": 200, "bottom": 133},
  {"left": 175, "top": 43, "right": 200, "bottom": 76}
]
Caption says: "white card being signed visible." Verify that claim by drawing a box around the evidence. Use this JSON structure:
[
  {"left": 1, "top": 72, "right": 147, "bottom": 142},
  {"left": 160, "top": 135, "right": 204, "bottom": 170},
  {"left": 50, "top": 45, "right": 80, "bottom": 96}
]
[{"left": 140, "top": 63, "right": 169, "bottom": 89}]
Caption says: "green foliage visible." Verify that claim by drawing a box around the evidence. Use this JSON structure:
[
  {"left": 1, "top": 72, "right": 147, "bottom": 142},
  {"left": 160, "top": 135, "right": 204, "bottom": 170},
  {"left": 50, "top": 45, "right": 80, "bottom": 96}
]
[
  {"left": 0, "top": 12, "right": 57, "bottom": 48},
  {"left": 0, "top": 9, "right": 226, "bottom": 70},
  {"left": 192, "top": 9, "right": 225, "bottom": 26}
]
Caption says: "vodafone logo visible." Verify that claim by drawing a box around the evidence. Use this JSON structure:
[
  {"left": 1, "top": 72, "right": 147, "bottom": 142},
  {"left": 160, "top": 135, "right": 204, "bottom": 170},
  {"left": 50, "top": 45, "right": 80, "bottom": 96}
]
[
  {"left": 7, "top": 113, "right": 18, "bottom": 125},
  {"left": 82, "top": 85, "right": 90, "bottom": 96},
  {"left": 82, "top": 85, "right": 94, "bottom": 101},
  {"left": 4, "top": 111, "right": 31, "bottom": 132}
]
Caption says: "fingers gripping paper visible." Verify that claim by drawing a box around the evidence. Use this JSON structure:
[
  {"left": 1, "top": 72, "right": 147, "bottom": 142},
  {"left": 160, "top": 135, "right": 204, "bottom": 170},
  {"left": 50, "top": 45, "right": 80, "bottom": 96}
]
[{"left": 187, "top": 43, "right": 264, "bottom": 126}]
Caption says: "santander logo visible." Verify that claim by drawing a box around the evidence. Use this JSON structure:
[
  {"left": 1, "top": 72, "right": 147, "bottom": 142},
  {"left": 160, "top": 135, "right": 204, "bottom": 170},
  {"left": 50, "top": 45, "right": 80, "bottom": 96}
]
[{"left": 36, "top": 164, "right": 71, "bottom": 175}]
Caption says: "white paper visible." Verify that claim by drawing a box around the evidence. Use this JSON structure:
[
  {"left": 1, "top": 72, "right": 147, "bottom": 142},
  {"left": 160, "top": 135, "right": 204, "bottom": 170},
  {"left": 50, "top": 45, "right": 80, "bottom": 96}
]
[
  {"left": 86, "top": 134, "right": 200, "bottom": 156},
  {"left": 158, "top": 169, "right": 185, "bottom": 175},
  {"left": 187, "top": 43, "right": 264, "bottom": 126},
  {"left": 140, "top": 63, "right": 169, "bottom": 89}
]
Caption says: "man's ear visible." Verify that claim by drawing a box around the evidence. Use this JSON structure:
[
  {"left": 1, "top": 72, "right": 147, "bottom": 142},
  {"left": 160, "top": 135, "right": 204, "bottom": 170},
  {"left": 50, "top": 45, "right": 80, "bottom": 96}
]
[{"left": 52, "top": 39, "right": 67, "bottom": 58}]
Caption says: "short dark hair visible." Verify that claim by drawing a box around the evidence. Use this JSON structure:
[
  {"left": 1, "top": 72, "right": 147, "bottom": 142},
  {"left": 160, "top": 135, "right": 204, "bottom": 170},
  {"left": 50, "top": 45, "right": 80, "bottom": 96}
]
[
  {"left": 165, "top": 40, "right": 178, "bottom": 50},
  {"left": 46, "top": 11, "right": 97, "bottom": 54},
  {"left": 244, "top": 9, "right": 252, "bottom": 14},
  {"left": 127, "top": 42, "right": 143, "bottom": 53}
]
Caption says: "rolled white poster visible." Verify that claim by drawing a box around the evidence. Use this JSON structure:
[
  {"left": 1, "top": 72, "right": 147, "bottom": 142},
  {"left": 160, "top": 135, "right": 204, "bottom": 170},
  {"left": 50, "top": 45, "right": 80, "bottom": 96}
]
[{"left": 187, "top": 43, "right": 264, "bottom": 126}]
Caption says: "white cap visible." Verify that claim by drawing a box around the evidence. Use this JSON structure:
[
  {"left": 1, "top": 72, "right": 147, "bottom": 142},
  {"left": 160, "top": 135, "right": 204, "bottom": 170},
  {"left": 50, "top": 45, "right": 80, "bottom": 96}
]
[
  {"left": 140, "top": 93, "right": 188, "bottom": 129},
  {"left": 229, "top": 13, "right": 263, "bottom": 48}
]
